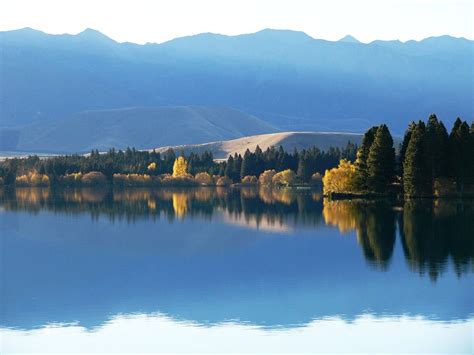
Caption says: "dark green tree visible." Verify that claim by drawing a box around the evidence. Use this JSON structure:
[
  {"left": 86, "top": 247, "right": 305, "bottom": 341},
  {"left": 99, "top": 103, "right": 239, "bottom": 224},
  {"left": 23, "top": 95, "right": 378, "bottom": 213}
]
[
  {"left": 425, "top": 114, "right": 449, "bottom": 179},
  {"left": 403, "top": 122, "right": 431, "bottom": 196},
  {"left": 354, "top": 126, "right": 378, "bottom": 190},
  {"left": 449, "top": 118, "right": 473, "bottom": 192},
  {"left": 367, "top": 124, "right": 396, "bottom": 192},
  {"left": 399, "top": 121, "right": 416, "bottom": 177},
  {"left": 240, "top": 149, "right": 256, "bottom": 179}
]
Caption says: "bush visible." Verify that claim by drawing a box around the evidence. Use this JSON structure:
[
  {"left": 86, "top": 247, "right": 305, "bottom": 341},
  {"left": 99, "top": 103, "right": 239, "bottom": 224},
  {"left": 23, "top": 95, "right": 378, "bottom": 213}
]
[
  {"left": 162, "top": 174, "right": 197, "bottom": 186},
  {"left": 216, "top": 176, "right": 232, "bottom": 186},
  {"left": 259, "top": 170, "right": 277, "bottom": 185},
  {"left": 195, "top": 172, "right": 213, "bottom": 185},
  {"left": 241, "top": 175, "right": 258, "bottom": 185},
  {"left": 113, "top": 173, "right": 155, "bottom": 187},
  {"left": 322, "top": 160, "right": 357, "bottom": 195},
  {"left": 15, "top": 172, "right": 50, "bottom": 187},
  {"left": 60, "top": 172, "right": 83, "bottom": 186},
  {"left": 310, "top": 172, "right": 323, "bottom": 186},
  {"left": 272, "top": 169, "right": 296, "bottom": 186},
  {"left": 82, "top": 171, "right": 107, "bottom": 186}
]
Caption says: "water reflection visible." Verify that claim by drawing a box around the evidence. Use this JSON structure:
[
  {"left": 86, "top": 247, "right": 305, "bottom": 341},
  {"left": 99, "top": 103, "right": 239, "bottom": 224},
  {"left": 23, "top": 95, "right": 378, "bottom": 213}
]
[
  {"left": 323, "top": 200, "right": 397, "bottom": 269},
  {"left": 0, "top": 187, "right": 473, "bottom": 337},
  {"left": 1, "top": 187, "right": 472, "bottom": 279}
]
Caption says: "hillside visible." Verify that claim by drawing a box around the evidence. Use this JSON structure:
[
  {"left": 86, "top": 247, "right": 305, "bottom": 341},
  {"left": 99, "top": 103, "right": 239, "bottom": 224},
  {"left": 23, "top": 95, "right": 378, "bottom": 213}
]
[
  {"left": 1, "top": 28, "right": 472, "bottom": 134},
  {"left": 153, "top": 132, "right": 364, "bottom": 159},
  {"left": 6, "top": 106, "right": 277, "bottom": 153}
]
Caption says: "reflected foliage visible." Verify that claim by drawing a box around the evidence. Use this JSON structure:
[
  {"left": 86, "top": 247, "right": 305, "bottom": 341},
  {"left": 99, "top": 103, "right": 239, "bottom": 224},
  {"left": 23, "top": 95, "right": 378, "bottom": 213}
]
[
  {"left": 400, "top": 200, "right": 474, "bottom": 281},
  {"left": 323, "top": 200, "right": 397, "bottom": 269},
  {"left": 1, "top": 187, "right": 473, "bottom": 280}
]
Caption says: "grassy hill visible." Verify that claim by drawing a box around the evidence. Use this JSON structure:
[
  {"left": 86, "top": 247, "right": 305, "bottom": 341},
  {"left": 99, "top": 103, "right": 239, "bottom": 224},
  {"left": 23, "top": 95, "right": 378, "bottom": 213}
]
[
  {"left": 7, "top": 106, "right": 278, "bottom": 153},
  {"left": 153, "top": 131, "right": 364, "bottom": 159}
]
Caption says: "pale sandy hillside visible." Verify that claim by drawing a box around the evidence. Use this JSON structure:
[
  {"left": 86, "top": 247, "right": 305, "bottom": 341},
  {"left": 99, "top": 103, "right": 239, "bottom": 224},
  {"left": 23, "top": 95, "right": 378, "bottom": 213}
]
[{"left": 154, "top": 131, "right": 364, "bottom": 159}]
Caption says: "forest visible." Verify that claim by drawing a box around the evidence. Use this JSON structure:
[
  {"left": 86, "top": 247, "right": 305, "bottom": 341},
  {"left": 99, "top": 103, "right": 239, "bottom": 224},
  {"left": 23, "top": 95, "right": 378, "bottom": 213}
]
[{"left": 0, "top": 115, "right": 472, "bottom": 197}]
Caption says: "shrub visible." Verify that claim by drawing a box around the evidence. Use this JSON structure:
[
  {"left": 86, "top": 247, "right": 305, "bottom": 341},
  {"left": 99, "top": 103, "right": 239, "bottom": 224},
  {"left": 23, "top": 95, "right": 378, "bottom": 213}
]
[
  {"left": 82, "top": 171, "right": 107, "bottom": 186},
  {"left": 113, "top": 173, "right": 155, "bottom": 187},
  {"left": 162, "top": 174, "right": 197, "bottom": 186},
  {"left": 259, "top": 170, "right": 276, "bottom": 185},
  {"left": 310, "top": 172, "right": 323, "bottom": 186},
  {"left": 241, "top": 175, "right": 258, "bottom": 185},
  {"left": 195, "top": 172, "right": 213, "bottom": 185},
  {"left": 322, "top": 160, "right": 357, "bottom": 195},
  {"left": 216, "top": 176, "right": 232, "bottom": 186},
  {"left": 15, "top": 172, "right": 50, "bottom": 187},
  {"left": 272, "top": 169, "right": 296, "bottom": 186},
  {"left": 60, "top": 172, "right": 83, "bottom": 186}
]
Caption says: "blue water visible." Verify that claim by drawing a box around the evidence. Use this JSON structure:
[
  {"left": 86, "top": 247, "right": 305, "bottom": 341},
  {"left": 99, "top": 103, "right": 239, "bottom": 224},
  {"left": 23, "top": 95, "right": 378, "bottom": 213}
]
[{"left": 0, "top": 188, "right": 472, "bottom": 353}]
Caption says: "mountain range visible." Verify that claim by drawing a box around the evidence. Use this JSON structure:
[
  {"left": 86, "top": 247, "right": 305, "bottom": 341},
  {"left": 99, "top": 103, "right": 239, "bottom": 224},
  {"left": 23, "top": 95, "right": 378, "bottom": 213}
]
[{"left": 0, "top": 27, "right": 472, "bottom": 153}]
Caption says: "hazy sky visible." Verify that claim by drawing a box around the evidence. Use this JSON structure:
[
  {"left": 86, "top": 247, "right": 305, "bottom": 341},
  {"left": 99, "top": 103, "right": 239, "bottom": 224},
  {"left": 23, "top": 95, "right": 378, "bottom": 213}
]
[{"left": 0, "top": 0, "right": 472, "bottom": 44}]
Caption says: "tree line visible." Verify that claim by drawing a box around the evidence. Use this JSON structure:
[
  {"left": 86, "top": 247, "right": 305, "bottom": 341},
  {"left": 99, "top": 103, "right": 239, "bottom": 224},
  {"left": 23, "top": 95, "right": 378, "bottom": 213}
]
[
  {"left": 323, "top": 115, "right": 474, "bottom": 197},
  {"left": 0, "top": 142, "right": 357, "bottom": 186}
]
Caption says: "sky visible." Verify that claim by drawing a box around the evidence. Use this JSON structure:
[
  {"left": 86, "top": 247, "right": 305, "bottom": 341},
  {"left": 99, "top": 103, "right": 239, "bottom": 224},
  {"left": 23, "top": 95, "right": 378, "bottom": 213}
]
[{"left": 0, "top": 0, "right": 473, "bottom": 44}]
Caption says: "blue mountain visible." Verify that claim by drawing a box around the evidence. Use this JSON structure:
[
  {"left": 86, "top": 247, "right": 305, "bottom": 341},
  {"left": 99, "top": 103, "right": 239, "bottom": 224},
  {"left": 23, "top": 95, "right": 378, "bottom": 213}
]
[{"left": 0, "top": 28, "right": 472, "bottom": 136}]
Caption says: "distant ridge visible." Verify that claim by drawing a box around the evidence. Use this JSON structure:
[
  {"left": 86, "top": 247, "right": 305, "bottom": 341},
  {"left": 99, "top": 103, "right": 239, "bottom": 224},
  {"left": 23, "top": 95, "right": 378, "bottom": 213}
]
[
  {"left": 1, "top": 27, "right": 472, "bottom": 134},
  {"left": 153, "top": 132, "right": 364, "bottom": 160},
  {"left": 339, "top": 35, "right": 360, "bottom": 43},
  {"left": 3, "top": 106, "right": 278, "bottom": 153}
]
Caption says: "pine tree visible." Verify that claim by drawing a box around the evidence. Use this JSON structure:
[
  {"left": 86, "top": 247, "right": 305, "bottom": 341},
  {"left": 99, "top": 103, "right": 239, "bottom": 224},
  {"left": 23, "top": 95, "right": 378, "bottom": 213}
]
[
  {"left": 297, "top": 150, "right": 310, "bottom": 180},
  {"left": 403, "top": 122, "right": 431, "bottom": 196},
  {"left": 366, "top": 124, "right": 395, "bottom": 192},
  {"left": 449, "top": 118, "right": 472, "bottom": 192},
  {"left": 354, "top": 126, "right": 378, "bottom": 190},
  {"left": 399, "top": 121, "right": 416, "bottom": 177},
  {"left": 225, "top": 155, "right": 235, "bottom": 180},
  {"left": 240, "top": 149, "right": 256, "bottom": 179},
  {"left": 425, "top": 114, "right": 449, "bottom": 179}
]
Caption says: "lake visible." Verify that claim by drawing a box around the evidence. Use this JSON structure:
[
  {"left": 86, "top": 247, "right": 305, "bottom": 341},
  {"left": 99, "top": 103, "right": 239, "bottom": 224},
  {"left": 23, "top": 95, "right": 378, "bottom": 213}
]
[{"left": 0, "top": 187, "right": 472, "bottom": 353}]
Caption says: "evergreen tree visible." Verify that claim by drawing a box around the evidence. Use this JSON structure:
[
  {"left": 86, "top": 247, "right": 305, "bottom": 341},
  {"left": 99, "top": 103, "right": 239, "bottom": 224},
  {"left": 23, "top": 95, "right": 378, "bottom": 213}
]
[
  {"left": 449, "top": 118, "right": 472, "bottom": 192},
  {"left": 425, "top": 114, "right": 449, "bottom": 179},
  {"left": 366, "top": 125, "right": 395, "bottom": 192},
  {"left": 354, "top": 126, "right": 378, "bottom": 190},
  {"left": 225, "top": 155, "right": 235, "bottom": 180},
  {"left": 403, "top": 122, "right": 431, "bottom": 196},
  {"left": 240, "top": 149, "right": 256, "bottom": 179},
  {"left": 297, "top": 150, "right": 310, "bottom": 180},
  {"left": 399, "top": 121, "right": 416, "bottom": 177}
]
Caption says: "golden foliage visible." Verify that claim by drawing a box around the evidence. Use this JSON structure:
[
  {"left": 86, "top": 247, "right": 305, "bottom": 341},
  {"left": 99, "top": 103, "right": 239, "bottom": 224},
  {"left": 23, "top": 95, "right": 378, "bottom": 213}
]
[
  {"left": 322, "top": 200, "right": 358, "bottom": 233},
  {"left": 258, "top": 170, "right": 276, "bottom": 185},
  {"left": 81, "top": 172, "right": 107, "bottom": 186},
  {"left": 241, "top": 175, "right": 258, "bottom": 185},
  {"left": 172, "top": 156, "right": 189, "bottom": 177},
  {"left": 195, "top": 172, "right": 213, "bottom": 185},
  {"left": 172, "top": 193, "right": 188, "bottom": 217},
  {"left": 271, "top": 169, "right": 296, "bottom": 186},
  {"left": 15, "top": 172, "right": 50, "bottom": 187},
  {"left": 113, "top": 173, "right": 155, "bottom": 187},
  {"left": 322, "top": 159, "right": 357, "bottom": 195},
  {"left": 147, "top": 162, "right": 157, "bottom": 171},
  {"left": 216, "top": 176, "right": 232, "bottom": 186}
]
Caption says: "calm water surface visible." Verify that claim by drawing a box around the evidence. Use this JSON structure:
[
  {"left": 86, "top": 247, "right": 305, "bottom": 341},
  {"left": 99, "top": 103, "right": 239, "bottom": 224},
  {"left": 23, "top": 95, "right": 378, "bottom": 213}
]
[{"left": 0, "top": 187, "right": 472, "bottom": 353}]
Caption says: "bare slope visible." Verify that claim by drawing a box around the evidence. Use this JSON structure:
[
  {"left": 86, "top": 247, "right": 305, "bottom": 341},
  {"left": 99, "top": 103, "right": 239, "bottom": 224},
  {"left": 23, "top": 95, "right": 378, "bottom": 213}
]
[
  {"left": 154, "top": 132, "right": 364, "bottom": 159},
  {"left": 12, "top": 106, "right": 278, "bottom": 153}
]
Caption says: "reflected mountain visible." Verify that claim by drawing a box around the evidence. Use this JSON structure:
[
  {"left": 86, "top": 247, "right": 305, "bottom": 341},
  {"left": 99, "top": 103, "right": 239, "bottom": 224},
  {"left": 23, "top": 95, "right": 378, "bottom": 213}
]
[{"left": 0, "top": 187, "right": 472, "bottom": 330}]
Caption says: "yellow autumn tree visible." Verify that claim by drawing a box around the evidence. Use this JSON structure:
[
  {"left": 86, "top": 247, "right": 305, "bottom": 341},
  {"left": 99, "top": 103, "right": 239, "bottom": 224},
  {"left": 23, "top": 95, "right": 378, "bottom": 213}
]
[
  {"left": 322, "top": 159, "right": 357, "bottom": 195},
  {"left": 271, "top": 169, "right": 296, "bottom": 186},
  {"left": 172, "top": 156, "right": 188, "bottom": 177},
  {"left": 147, "top": 162, "right": 157, "bottom": 171}
]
